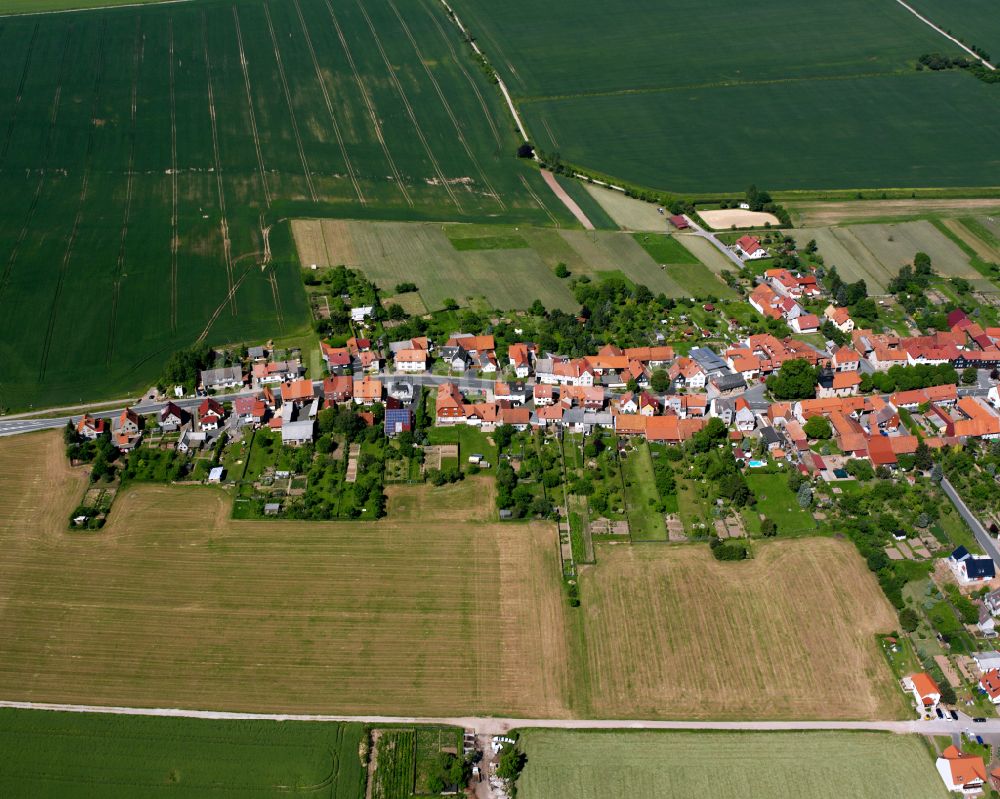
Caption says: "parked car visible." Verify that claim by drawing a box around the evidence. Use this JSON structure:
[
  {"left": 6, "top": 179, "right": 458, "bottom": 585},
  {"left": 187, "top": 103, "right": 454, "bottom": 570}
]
[
  {"left": 973, "top": 717, "right": 987, "bottom": 723},
  {"left": 951, "top": 710, "right": 959, "bottom": 720},
  {"left": 976, "top": 735, "right": 985, "bottom": 745},
  {"left": 936, "top": 708, "right": 944, "bottom": 719}
]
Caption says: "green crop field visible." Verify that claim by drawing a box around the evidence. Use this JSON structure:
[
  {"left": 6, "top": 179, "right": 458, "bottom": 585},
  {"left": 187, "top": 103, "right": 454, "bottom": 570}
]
[
  {"left": 906, "top": 0, "right": 1000, "bottom": 62},
  {"left": 0, "top": 0, "right": 172, "bottom": 12},
  {"left": 293, "top": 219, "right": 734, "bottom": 311},
  {"left": 0, "top": 0, "right": 572, "bottom": 410},
  {"left": 516, "top": 730, "right": 949, "bottom": 799},
  {"left": 0, "top": 708, "right": 367, "bottom": 798},
  {"left": 450, "top": 0, "right": 1000, "bottom": 193}
]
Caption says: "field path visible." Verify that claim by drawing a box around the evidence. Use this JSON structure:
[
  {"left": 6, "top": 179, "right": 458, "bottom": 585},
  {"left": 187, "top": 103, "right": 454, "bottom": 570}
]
[
  {"left": 541, "top": 170, "right": 593, "bottom": 230},
  {"left": 232, "top": 5, "right": 271, "bottom": 207},
  {"left": 892, "top": 0, "right": 996, "bottom": 69},
  {"left": 0, "top": 22, "right": 37, "bottom": 164},
  {"left": 0, "top": 700, "right": 986, "bottom": 738}
]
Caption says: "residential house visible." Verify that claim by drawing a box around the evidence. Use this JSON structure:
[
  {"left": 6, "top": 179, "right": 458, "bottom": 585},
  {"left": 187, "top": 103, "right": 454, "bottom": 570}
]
[
  {"left": 111, "top": 407, "right": 143, "bottom": 450},
  {"left": 323, "top": 375, "right": 353, "bottom": 404},
  {"left": 198, "top": 398, "right": 225, "bottom": 431},
  {"left": 281, "top": 419, "right": 314, "bottom": 446},
  {"left": 494, "top": 381, "right": 528, "bottom": 405},
  {"left": 617, "top": 392, "right": 639, "bottom": 415},
  {"left": 508, "top": 343, "right": 534, "bottom": 378},
  {"left": 280, "top": 378, "right": 315, "bottom": 405},
  {"left": 394, "top": 348, "right": 429, "bottom": 373},
  {"left": 177, "top": 429, "right": 207, "bottom": 453},
  {"left": 765, "top": 268, "right": 820, "bottom": 298},
  {"left": 832, "top": 346, "right": 861, "bottom": 372},
  {"left": 668, "top": 357, "right": 706, "bottom": 390},
  {"left": 234, "top": 396, "right": 267, "bottom": 427},
  {"left": 824, "top": 304, "right": 854, "bottom": 333},
  {"left": 535, "top": 357, "right": 595, "bottom": 387},
  {"left": 321, "top": 342, "right": 352, "bottom": 374},
  {"left": 645, "top": 415, "right": 707, "bottom": 444},
  {"left": 981, "top": 670, "right": 1000, "bottom": 704},
  {"left": 159, "top": 402, "right": 187, "bottom": 431},
  {"left": 949, "top": 546, "right": 996, "bottom": 585},
  {"left": 248, "top": 345, "right": 268, "bottom": 362},
  {"left": 76, "top": 414, "right": 106, "bottom": 440},
  {"left": 790, "top": 313, "right": 820, "bottom": 334},
  {"left": 817, "top": 371, "right": 861, "bottom": 398},
  {"left": 387, "top": 381, "right": 414, "bottom": 403},
  {"left": 200, "top": 365, "right": 243, "bottom": 391},
  {"left": 638, "top": 391, "right": 660, "bottom": 417},
  {"left": 735, "top": 235, "right": 768, "bottom": 260},
  {"left": 903, "top": 672, "right": 941, "bottom": 712},
  {"left": 708, "top": 372, "right": 747, "bottom": 396},
  {"left": 533, "top": 383, "right": 556, "bottom": 406},
  {"left": 384, "top": 407, "right": 414, "bottom": 437},
  {"left": 499, "top": 407, "right": 530, "bottom": 431},
  {"left": 436, "top": 382, "right": 466, "bottom": 424},
  {"left": 353, "top": 376, "right": 383, "bottom": 406},
  {"left": 935, "top": 746, "right": 986, "bottom": 795}
]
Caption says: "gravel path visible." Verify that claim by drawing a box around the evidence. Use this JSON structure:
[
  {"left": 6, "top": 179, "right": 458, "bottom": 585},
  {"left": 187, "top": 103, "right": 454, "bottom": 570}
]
[
  {"left": 892, "top": 0, "right": 996, "bottom": 69},
  {"left": 541, "top": 169, "right": 594, "bottom": 230},
  {"left": 3, "top": 700, "right": 996, "bottom": 737}
]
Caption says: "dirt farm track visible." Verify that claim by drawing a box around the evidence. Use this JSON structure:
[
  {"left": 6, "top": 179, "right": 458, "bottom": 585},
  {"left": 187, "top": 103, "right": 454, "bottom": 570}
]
[{"left": 0, "top": 432, "right": 901, "bottom": 721}]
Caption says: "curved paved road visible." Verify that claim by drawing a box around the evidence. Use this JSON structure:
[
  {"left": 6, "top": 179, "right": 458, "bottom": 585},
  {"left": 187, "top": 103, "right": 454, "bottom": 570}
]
[{"left": 1, "top": 700, "right": 995, "bottom": 737}]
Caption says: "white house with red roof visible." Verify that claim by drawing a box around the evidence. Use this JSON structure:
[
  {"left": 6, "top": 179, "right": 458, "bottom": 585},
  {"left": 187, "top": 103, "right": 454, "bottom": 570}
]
[
  {"left": 790, "top": 313, "right": 819, "bottom": 334},
  {"left": 76, "top": 414, "right": 106, "bottom": 440},
  {"left": 824, "top": 304, "right": 855, "bottom": 333},
  {"left": 735, "top": 235, "right": 768, "bottom": 260},
  {"left": 903, "top": 672, "right": 941, "bottom": 713},
  {"left": 832, "top": 346, "right": 861, "bottom": 372},
  {"left": 936, "top": 746, "right": 987, "bottom": 795},
  {"left": 980, "top": 669, "right": 1000, "bottom": 704},
  {"left": 198, "top": 398, "right": 225, "bottom": 431}
]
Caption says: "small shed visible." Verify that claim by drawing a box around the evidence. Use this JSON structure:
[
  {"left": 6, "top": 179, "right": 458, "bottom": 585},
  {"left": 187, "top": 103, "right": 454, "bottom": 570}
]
[
  {"left": 669, "top": 214, "right": 689, "bottom": 230},
  {"left": 207, "top": 466, "right": 225, "bottom": 484},
  {"left": 264, "top": 503, "right": 281, "bottom": 516}
]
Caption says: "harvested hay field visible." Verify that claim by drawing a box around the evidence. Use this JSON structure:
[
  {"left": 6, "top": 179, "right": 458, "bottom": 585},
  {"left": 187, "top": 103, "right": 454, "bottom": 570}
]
[
  {"left": 583, "top": 184, "right": 669, "bottom": 231},
  {"left": 516, "top": 729, "right": 949, "bottom": 799},
  {"left": 573, "top": 538, "right": 900, "bottom": 719},
  {"left": 292, "top": 219, "right": 726, "bottom": 309},
  {"left": 787, "top": 199, "right": 1000, "bottom": 227},
  {"left": 698, "top": 209, "right": 780, "bottom": 229},
  {"left": 795, "top": 221, "right": 983, "bottom": 293},
  {"left": 0, "top": 432, "right": 571, "bottom": 718}
]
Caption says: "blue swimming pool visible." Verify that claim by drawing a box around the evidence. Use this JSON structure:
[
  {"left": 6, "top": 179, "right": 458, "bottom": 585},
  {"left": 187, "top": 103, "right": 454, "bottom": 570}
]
[{"left": 747, "top": 460, "right": 766, "bottom": 468}]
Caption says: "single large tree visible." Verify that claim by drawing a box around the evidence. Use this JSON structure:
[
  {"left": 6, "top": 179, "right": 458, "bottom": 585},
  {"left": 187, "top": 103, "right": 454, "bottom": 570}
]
[{"left": 768, "top": 359, "right": 819, "bottom": 400}]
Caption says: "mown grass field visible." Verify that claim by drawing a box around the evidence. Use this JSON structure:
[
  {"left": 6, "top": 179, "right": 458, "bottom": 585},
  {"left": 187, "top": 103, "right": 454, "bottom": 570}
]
[
  {"left": 0, "top": 708, "right": 367, "bottom": 798},
  {"left": 293, "top": 219, "right": 733, "bottom": 311},
  {"left": 0, "top": 0, "right": 571, "bottom": 410},
  {"left": 516, "top": 730, "right": 949, "bottom": 799},
  {"left": 571, "top": 538, "right": 899, "bottom": 719},
  {"left": 451, "top": 0, "right": 1000, "bottom": 192},
  {"left": 795, "top": 220, "right": 987, "bottom": 293},
  {"left": 745, "top": 472, "right": 817, "bottom": 535},
  {"left": 0, "top": 432, "right": 571, "bottom": 717}
]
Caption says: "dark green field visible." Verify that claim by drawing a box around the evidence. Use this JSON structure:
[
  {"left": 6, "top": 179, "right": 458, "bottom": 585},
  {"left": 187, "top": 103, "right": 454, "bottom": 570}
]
[
  {"left": 907, "top": 0, "right": 1000, "bottom": 62},
  {"left": 0, "top": 0, "right": 572, "bottom": 410},
  {"left": 0, "top": 708, "right": 366, "bottom": 798},
  {"left": 450, "top": 0, "right": 1000, "bottom": 193}
]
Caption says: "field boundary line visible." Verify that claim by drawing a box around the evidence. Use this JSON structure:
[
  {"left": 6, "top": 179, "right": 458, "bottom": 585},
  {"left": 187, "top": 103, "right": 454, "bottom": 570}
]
[
  {"left": 0, "top": 22, "right": 37, "bottom": 164},
  {"left": 387, "top": 0, "right": 504, "bottom": 209},
  {"left": 201, "top": 11, "right": 235, "bottom": 316},
  {"left": 417, "top": 0, "right": 502, "bottom": 152},
  {"left": 355, "top": 0, "right": 462, "bottom": 212},
  {"left": 262, "top": 0, "right": 317, "bottom": 202},
  {"left": 168, "top": 18, "right": 178, "bottom": 332},
  {"left": 0, "top": 0, "right": 195, "bottom": 19},
  {"left": 106, "top": 16, "right": 142, "bottom": 365},
  {"left": 891, "top": 0, "right": 996, "bottom": 70},
  {"left": 232, "top": 4, "right": 271, "bottom": 207},
  {"left": 195, "top": 259, "right": 257, "bottom": 344},
  {"left": 261, "top": 219, "right": 283, "bottom": 331},
  {"left": 292, "top": 0, "right": 363, "bottom": 204},
  {"left": 39, "top": 21, "right": 105, "bottom": 381},
  {"left": 323, "top": 0, "right": 411, "bottom": 206}
]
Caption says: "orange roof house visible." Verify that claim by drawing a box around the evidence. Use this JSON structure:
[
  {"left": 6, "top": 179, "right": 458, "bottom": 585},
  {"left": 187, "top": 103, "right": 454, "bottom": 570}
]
[
  {"left": 936, "top": 746, "right": 986, "bottom": 793},
  {"left": 280, "top": 378, "right": 314, "bottom": 403},
  {"left": 352, "top": 376, "right": 383, "bottom": 405}
]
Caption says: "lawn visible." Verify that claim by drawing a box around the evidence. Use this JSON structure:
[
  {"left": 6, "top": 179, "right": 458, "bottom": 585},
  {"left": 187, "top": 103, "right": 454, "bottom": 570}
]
[
  {"left": 572, "top": 538, "right": 900, "bottom": 719},
  {"left": 292, "top": 219, "right": 700, "bottom": 311},
  {"left": 0, "top": 0, "right": 573, "bottom": 411},
  {"left": 0, "top": 708, "right": 367, "bottom": 798},
  {"left": 620, "top": 442, "right": 666, "bottom": 541},
  {"left": 451, "top": 0, "right": 999, "bottom": 192},
  {"left": 632, "top": 233, "right": 699, "bottom": 265},
  {"left": 745, "top": 472, "right": 816, "bottom": 535},
  {"left": 516, "top": 730, "right": 950, "bottom": 799},
  {"left": 0, "top": 432, "right": 571, "bottom": 718}
]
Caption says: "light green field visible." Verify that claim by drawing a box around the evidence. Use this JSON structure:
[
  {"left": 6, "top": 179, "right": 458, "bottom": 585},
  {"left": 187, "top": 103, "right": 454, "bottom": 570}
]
[
  {"left": 621, "top": 443, "right": 666, "bottom": 541},
  {"left": 516, "top": 730, "right": 949, "bottom": 799},
  {"left": 745, "top": 472, "right": 816, "bottom": 535},
  {"left": 583, "top": 183, "right": 670, "bottom": 231},
  {"left": 0, "top": 708, "right": 367, "bottom": 799},
  {"left": 293, "top": 219, "right": 734, "bottom": 310},
  {"left": 796, "top": 220, "right": 985, "bottom": 293}
]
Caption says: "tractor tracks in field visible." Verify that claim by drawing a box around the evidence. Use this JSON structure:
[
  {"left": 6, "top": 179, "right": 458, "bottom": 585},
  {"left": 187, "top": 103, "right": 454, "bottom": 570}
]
[
  {"left": 262, "top": 0, "right": 317, "bottom": 203},
  {"left": 356, "top": 0, "right": 462, "bottom": 213},
  {"left": 292, "top": 0, "right": 363, "bottom": 205},
  {"left": 232, "top": 4, "right": 271, "bottom": 208},
  {"left": 323, "top": 0, "right": 411, "bottom": 206},
  {"left": 39, "top": 21, "right": 105, "bottom": 383},
  {"left": 0, "top": 22, "right": 38, "bottom": 166},
  {"left": 386, "top": 0, "right": 503, "bottom": 210},
  {"left": 105, "top": 17, "right": 142, "bottom": 366},
  {"left": 168, "top": 18, "right": 178, "bottom": 333},
  {"left": 201, "top": 11, "right": 235, "bottom": 318}
]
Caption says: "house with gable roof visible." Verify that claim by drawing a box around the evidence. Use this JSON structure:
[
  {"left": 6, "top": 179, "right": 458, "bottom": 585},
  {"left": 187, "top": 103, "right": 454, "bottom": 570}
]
[{"left": 936, "top": 745, "right": 986, "bottom": 795}]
